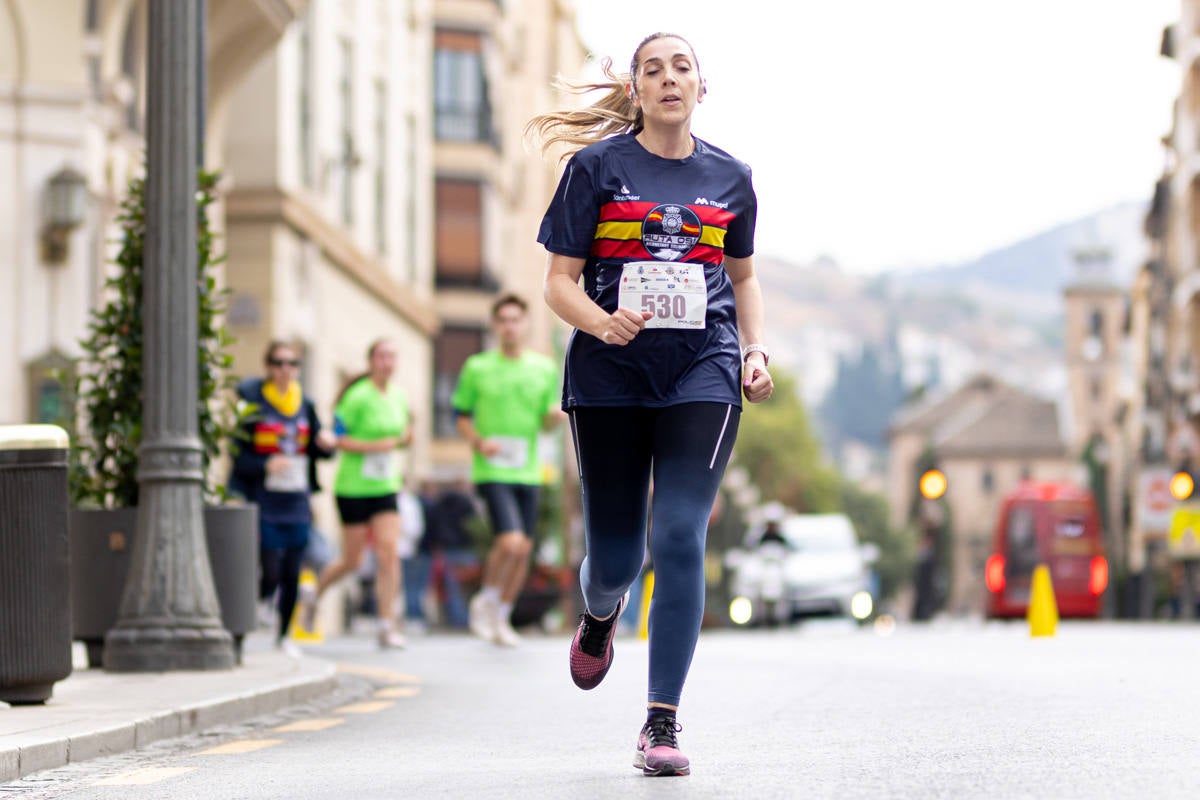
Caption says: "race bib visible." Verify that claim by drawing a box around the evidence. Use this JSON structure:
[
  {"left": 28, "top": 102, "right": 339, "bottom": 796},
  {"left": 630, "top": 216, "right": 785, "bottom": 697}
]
[
  {"left": 265, "top": 455, "right": 309, "bottom": 493},
  {"left": 618, "top": 261, "right": 706, "bottom": 330},
  {"left": 486, "top": 436, "right": 529, "bottom": 470},
  {"left": 361, "top": 451, "right": 396, "bottom": 481}
]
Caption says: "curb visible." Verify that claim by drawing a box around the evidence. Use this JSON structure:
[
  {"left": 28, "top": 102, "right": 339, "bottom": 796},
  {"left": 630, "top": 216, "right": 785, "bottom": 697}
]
[{"left": 0, "top": 663, "right": 338, "bottom": 783}]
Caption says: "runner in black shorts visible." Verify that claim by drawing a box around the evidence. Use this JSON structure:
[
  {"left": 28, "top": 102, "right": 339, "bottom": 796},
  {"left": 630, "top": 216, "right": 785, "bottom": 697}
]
[
  {"left": 530, "top": 32, "right": 773, "bottom": 776},
  {"left": 454, "top": 295, "right": 564, "bottom": 647},
  {"left": 476, "top": 483, "right": 540, "bottom": 545},
  {"left": 298, "top": 339, "right": 414, "bottom": 650}
]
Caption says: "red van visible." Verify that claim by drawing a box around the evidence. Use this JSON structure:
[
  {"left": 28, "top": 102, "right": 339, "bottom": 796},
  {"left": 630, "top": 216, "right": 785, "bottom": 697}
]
[{"left": 984, "top": 480, "right": 1108, "bottom": 619}]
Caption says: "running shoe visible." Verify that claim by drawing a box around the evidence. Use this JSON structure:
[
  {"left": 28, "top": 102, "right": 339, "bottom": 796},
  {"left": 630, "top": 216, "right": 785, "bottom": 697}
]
[
  {"left": 633, "top": 715, "right": 690, "bottom": 777},
  {"left": 469, "top": 592, "right": 498, "bottom": 641},
  {"left": 568, "top": 594, "right": 626, "bottom": 690},
  {"left": 493, "top": 616, "right": 522, "bottom": 648},
  {"left": 377, "top": 623, "right": 407, "bottom": 650}
]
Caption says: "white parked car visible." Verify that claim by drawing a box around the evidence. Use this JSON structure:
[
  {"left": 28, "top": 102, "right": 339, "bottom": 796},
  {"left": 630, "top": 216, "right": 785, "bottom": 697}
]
[{"left": 727, "top": 513, "right": 877, "bottom": 626}]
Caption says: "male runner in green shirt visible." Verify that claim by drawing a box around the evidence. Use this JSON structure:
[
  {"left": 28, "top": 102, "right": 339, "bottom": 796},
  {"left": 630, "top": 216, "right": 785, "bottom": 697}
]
[{"left": 453, "top": 293, "right": 565, "bottom": 646}]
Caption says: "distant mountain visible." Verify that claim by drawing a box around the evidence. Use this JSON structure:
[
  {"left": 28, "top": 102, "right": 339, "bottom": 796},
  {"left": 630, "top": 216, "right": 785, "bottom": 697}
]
[
  {"left": 888, "top": 201, "right": 1149, "bottom": 296},
  {"left": 754, "top": 201, "right": 1151, "bottom": 468}
]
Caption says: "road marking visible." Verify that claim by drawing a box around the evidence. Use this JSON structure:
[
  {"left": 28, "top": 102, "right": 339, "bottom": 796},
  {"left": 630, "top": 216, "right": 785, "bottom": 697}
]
[
  {"left": 337, "top": 664, "right": 421, "bottom": 684},
  {"left": 333, "top": 701, "right": 395, "bottom": 714},
  {"left": 375, "top": 686, "right": 420, "bottom": 699},
  {"left": 196, "top": 739, "right": 284, "bottom": 755},
  {"left": 273, "top": 718, "right": 346, "bottom": 732},
  {"left": 93, "top": 767, "right": 196, "bottom": 785}
]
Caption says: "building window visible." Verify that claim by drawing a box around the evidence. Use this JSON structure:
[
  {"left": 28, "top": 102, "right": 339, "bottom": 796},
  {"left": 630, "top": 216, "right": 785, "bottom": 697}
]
[
  {"left": 434, "top": 326, "right": 486, "bottom": 437},
  {"left": 981, "top": 468, "right": 994, "bottom": 494},
  {"left": 405, "top": 112, "right": 418, "bottom": 282},
  {"left": 435, "top": 177, "right": 493, "bottom": 289},
  {"left": 434, "top": 29, "right": 493, "bottom": 143},
  {"left": 120, "top": 10, "right": 143, "bottom": 133},
  {"left": 85, "top": 1, "right": 101, "bottom": 100},
  {"left": 339, "top": 38, "right": 355, "bottom": 225},
  {"left": 298, "top": 10, "right": 314, "bottom": 188},
  {"left": 374, "top": 80, "right": 388, "bottom": 255}
]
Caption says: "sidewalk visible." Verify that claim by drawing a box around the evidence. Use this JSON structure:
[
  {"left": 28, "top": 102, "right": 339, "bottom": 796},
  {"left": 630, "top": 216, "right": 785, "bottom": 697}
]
[{"left": 0, "top": 637, "right": 338, "bottom": 783}]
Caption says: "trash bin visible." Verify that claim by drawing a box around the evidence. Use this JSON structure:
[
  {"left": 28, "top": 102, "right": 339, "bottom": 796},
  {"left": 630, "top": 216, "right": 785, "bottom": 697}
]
[{"left": 0, "top": 424, "right": 72, "bottom": 704}]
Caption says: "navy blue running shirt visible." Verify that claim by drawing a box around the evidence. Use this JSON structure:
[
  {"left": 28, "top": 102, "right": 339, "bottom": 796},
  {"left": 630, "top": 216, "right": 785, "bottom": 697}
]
[{"left": 538, "top": 133, "right": 757, "bottom": 409}]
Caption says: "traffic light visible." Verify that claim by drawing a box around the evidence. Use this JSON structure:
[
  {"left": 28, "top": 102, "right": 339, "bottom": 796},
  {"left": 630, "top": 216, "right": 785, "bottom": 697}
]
[
  {"left": 1170, "top": 462, "right": 1195, "bottom": 501},
  {"left": 919, "top": 468, "right": 947, "bottom": 500}
]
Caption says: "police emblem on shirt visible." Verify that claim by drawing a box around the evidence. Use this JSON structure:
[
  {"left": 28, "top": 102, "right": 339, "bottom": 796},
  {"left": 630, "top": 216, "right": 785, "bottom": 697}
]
[{"left": 642, "top": 204, "right": 701, "bottom": 261}]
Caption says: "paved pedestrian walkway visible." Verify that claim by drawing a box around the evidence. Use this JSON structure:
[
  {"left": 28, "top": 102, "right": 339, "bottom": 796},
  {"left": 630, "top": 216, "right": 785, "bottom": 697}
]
[{"left": 0, "top": 637, "right": 338, "bottom": 783}]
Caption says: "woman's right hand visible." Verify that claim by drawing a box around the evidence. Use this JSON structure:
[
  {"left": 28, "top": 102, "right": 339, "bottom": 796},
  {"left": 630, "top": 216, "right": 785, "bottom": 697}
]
[
  {"left": 372, "top": 437, "right": 399, "bottom": 452},
  {"left": 596, "top": 309, "right": 653, "bottom": 346},
  {"left": 475, "top": 438, "right": 502, "bottom": 458}
]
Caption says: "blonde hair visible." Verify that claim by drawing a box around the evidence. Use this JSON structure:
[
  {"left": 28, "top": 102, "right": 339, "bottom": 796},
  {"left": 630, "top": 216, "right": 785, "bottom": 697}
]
[{"left": 525, "top": 33, "right": 699, "bottom": 160}]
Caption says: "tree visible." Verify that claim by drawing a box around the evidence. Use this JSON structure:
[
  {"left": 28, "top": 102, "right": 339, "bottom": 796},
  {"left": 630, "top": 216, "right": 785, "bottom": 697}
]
[
  {"left": 819, "top": 336, "right": 906, "bottom": 453},
  {"left": 62, "top": 171, "right": 238, "bottom": 508},
  {"left": 839, "top": 478, "right": 912, "bottom": 602},
  {"left": 734, "top": 367, "right": 840, "bottom": 513}
]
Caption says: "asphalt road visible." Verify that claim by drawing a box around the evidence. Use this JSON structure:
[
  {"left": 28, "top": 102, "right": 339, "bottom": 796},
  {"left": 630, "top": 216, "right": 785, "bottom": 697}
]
[{"left": 5, "top": 619, "right": 1200, "bottom": 799}]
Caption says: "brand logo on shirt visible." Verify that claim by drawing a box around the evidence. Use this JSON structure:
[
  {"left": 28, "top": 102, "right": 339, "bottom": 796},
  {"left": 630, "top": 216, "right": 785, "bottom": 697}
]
[
  {"left": 613, "top": 184, "right": 641, "bottom": 201},
  {"left": 693, "top": 196, "right": 730, "bottom": 209},
  {"left": 642, "top": 204, "right": 701, "bottom": 261}
]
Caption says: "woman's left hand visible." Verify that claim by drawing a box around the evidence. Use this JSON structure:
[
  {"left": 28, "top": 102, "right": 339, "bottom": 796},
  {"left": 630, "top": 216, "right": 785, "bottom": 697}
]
[{"left": 742, "top": 358, "right": 773, "bottom": 403}]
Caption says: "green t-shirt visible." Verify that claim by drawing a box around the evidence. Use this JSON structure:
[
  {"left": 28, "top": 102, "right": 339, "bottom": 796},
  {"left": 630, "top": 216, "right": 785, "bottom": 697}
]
[
  {"left": 333, "top": 378, "right": 409, "bottom": 497},
  {"left": 451, "top": 349, "right": 558, "bottom": 485}
]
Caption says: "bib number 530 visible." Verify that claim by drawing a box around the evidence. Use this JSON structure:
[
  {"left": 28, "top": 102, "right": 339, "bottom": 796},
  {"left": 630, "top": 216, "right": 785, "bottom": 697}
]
[{"left": 641, "top": 293, "right": 688, "bottom": 320}]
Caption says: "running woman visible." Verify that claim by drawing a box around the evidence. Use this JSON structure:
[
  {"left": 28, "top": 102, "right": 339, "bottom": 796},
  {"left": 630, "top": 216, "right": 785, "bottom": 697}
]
[
  {"left": 529, "top": 32, "right": 773, "bottom": 777},
  {"left": 456, "top": 294, "right": 564, "bottom": 647},
  {"left": 299, "top": 339, "right": 413, "bottom": 649},
  {"left": 232, "top": 341, "right": 336, "bottom": 654}
]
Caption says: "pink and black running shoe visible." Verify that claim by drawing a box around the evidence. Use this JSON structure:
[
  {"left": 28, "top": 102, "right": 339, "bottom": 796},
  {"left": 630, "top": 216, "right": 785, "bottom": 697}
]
[
  {"left": 634, "top": 715, "right": 690, "bottom": 777},
  {"left": 568, "top": 594, "right": 626, "bottom": 690}
]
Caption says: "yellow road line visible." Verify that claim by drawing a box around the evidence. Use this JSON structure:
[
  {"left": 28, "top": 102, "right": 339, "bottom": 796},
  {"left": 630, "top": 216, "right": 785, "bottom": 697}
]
[
  {"left": 273, "top": 718, "right": 346, "bottom": 732},
  {"left": 333, "top": 701, "right": 395, "bottom": 714},
  {"left": 196, "top": 739, "right": 284, "bottom": 755},
  {"left": 336, "top": 664, "right": 421, "bottom": 684},
  {"left": 375, "top": 686, "right": 420, "bottom": 699},
  {"left": 93, "top": 767, "right": 196, "bottom": 785}
]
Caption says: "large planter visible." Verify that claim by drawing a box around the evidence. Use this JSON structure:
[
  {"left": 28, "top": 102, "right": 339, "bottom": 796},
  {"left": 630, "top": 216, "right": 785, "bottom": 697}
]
[{"left": 68, "top": 505, "right": 259, "bottom": 667}]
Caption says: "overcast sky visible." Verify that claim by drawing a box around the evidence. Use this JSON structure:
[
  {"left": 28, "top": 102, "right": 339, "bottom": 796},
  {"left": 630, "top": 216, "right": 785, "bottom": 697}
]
[{"left": 571, "top": 1, "right": 1181, "bottom": 273}]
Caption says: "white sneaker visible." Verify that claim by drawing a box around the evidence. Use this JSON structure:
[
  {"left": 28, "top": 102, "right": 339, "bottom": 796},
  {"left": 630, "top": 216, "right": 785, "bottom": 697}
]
[
  {"left": 275, "top": 638, "right": 302, "bottom": 659},
  {"left": 493, "top": 618, "right": 522, "bottom": 648},
  {"left": 469, "top": 593, "right": 498, "bottom": 641},
  {"left": 257, "top": 600, "right": 276, "bottom": 630},
  {"left": 378, "top": 625, "right": 407, "bottom": 650}
]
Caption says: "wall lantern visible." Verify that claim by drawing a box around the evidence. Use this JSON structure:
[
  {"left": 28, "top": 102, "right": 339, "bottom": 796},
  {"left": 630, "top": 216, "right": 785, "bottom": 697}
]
[{"left": 41, "top": 166, "right": 89, "bottom": 265}]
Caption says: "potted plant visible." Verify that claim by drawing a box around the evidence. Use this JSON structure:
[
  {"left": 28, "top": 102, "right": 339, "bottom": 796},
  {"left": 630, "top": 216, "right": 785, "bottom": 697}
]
[{"left": 62, "top": 171, "right": 258, "bottom": 667}]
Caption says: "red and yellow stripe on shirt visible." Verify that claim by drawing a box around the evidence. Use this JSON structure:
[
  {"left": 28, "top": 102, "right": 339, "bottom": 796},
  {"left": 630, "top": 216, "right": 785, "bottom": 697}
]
[
  {"left": 591, "top": 201, "right": 735, "bottom": 265},
  {"left": 252, "top": 420, "right": 310, "bottom": 454}
]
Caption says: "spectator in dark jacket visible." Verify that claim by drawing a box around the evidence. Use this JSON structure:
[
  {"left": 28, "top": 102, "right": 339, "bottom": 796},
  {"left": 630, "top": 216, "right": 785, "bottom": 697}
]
[{"left": 423, "top": 479, "right": 483, "bottom": 628}]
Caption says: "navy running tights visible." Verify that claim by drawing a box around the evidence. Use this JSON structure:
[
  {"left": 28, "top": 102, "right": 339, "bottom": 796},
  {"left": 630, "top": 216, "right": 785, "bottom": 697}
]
[{"left": 569, "top": 402, "right": 739, "bottom": 706}]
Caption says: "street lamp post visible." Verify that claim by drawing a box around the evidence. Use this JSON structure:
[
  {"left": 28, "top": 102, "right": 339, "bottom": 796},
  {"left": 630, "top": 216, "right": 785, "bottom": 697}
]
[{"left": 103, "top": 0, "right": 234, "bottom": 671}]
